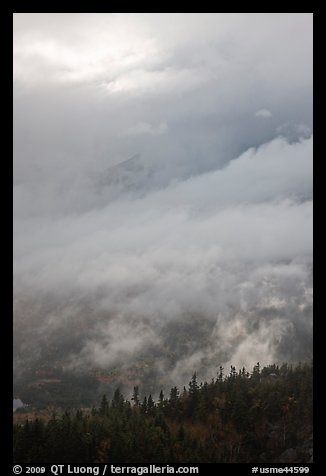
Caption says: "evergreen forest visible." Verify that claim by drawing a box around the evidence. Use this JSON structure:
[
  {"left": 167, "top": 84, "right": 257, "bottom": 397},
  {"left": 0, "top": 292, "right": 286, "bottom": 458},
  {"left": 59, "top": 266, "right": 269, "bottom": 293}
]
[{"left": 13, "top": 362, "right": 313, "bottom": 464}]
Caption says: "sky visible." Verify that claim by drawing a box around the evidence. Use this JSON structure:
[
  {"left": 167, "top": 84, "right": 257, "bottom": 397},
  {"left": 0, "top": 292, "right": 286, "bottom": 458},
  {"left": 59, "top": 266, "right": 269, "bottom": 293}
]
[{"left": 13, "top": 13, "right": 313, "bottom": 387}]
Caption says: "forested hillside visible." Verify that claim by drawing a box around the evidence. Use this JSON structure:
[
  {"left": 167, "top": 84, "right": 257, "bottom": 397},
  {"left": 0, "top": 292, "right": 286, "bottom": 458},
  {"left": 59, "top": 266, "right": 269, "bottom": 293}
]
[{"left": 13, "top": 362, "right": 312, "bottom": 464}]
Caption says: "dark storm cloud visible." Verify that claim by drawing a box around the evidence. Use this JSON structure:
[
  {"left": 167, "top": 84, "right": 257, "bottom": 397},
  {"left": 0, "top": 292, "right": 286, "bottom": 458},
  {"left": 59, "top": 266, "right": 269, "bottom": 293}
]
[{"left": 13, "top": 13, "right": 313, "bottom": 386}]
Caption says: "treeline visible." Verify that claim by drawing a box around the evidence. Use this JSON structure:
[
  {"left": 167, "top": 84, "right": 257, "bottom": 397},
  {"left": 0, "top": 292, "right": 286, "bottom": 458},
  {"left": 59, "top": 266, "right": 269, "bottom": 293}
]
[{"left": 13, "top": 362, "right": 312, "bottom": 463}]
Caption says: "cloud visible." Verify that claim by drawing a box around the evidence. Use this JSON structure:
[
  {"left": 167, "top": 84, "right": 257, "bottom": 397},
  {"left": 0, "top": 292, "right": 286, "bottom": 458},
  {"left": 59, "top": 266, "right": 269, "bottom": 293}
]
[
  {"left": 13, "top": 14, "right": 313, "bottom": 390},
  {"left": 123, "top": 121, "right": 168, "bottom": 136},
  {"left": 72, "top": 319, "right": 161, "bottom": 369},
  {"left": 255, "top": 108, "right": 272, "bottom": 117},
  {"left": 13, "top": 14, "right": 160, "bottom": 86},
  {"left": 276, "top": 122, "right": 312, "bottom": 142},
  {"left": 14, "top": 135, "right": 313, "bottom": 385}
]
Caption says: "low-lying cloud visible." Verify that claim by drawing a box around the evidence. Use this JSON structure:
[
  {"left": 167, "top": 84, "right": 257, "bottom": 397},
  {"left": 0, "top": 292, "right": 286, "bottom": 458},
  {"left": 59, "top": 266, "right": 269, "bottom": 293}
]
[
  {"left": 13, "top": 13, "right": 313, "bottom": 390},
  {"left": 14, "top": 135, "right": 313, "bottom": 385}
]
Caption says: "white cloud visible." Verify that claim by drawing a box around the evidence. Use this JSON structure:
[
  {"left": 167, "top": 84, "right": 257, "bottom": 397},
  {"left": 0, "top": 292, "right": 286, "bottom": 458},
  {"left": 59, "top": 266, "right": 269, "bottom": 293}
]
[
  {"left": 255, "top": 108, "right": 272, "bottom": 117},
  {"left": 13, "top": 14, "right": 160, "bottom": 86},
  {"left": 13, "top": 13, "right": 313, "bottom": 387},
  {"left": 102, "top": 67, "right": 210, "bottom": 97},
  {"left": 73, "top": 319, "right": 161, "bottom": 368}
]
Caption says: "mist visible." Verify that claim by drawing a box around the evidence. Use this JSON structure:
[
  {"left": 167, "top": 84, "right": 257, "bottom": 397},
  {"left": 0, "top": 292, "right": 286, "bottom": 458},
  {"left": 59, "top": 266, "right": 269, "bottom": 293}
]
[{"left": 13, "top": 13, "right": 313, "bottom": 393}]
